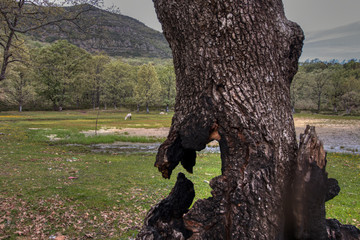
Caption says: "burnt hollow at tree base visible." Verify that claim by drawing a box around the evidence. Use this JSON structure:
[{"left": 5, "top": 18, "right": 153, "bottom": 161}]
[{"left": 137, "top": 126, "right": 360, "bottom": 240}]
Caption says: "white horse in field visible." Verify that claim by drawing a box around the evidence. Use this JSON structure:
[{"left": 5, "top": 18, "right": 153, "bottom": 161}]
[{"left": 125, "top": 113, "right": 132, "bottom": 120}]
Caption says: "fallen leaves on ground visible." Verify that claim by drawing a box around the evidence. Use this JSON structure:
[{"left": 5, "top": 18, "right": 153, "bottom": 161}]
[{"left": 0, "top": 195, "right": 147, "bottom": 239}]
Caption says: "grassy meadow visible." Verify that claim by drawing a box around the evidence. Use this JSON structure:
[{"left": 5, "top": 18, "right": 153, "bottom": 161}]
[{"left": 0, "top": 110, "right": 359, "bottom": 239}]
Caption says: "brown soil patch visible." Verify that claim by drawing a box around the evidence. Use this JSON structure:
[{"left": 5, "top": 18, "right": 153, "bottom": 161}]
[
  {"left": 82, "top": 127, "right": 169, "bottom": 138},
  {"left": 117, "top": 128, "right": 169, "bottom": 138}
]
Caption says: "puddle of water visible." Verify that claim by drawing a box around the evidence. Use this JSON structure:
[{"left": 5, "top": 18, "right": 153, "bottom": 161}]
[
  {"left": 91, "top": 142, "right": 161, "bottom": 154},
  {"left": 324, "top": 144, "right": 360, "bottom": 155},
  {"left": 87, "top": 142, "right": 221, "bottom": 154},
  {"left": 73, "top": 142, "right": 359, "bottom": 155}
]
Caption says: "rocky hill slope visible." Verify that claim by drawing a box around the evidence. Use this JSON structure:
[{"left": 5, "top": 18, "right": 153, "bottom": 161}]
[{"left": 26, "top": 5, "right": 171, "bottom": 58}]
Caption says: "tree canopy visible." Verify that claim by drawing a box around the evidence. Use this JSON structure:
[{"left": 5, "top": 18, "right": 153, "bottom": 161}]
[{"left": 291, "top": 60, "right": 360, "bottom": 114}]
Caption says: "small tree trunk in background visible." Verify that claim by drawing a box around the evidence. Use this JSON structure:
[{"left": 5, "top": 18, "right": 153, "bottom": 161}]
[
  {"left": 137, "top": 0, "right": 360, "bottom": 239},
  {"left": 96, "top": 87, "right": 100, "bottom": 109},
  {"left": 92, "top": 94, "right": 96, "bottom": 110},
  {"left": 146, "top": 103, "right": 149, "bottom": 114},
  {"left": 317, "top": 92, "right": 322, "bottom": 113},
  {"left": 346, "top": 107, "right": 351, "bottom": 115}
]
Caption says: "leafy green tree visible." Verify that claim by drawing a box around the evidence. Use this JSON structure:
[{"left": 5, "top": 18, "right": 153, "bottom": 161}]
[
  {"left": 291, "top": 66, "right": 310, "bottom": 112},
  {"left": 292, "top": 60, "right": 360, "bottom": 114},
  {"left": 341, "top": 75, "right": 360, "bottom": 114},
  {"left": 0, "top": 40, "right": 34, "bottom": 111},
  {"left": 341, "top": 90, "right": 360, "bottom": 114},
  {"left": 84, "top": 54, "right": 111, "bottom": 109},
  {"left": 102, "top": 60, "right": 134, "bottom": 109},
  {"left": 33, "top": 40, "right": 90, "bottom": 110},
  {"left": 1, "top": 63, "right": 35, "bottom": 112},
  {"left": 328, "top": 66, "right": 347, "bottom": 113},
  {"left": 308, "top": 69, "right": 332, "bottom": 113},
  {"left": 157, "top": 63, "right": 176, "bottom": 112},
  {"left": 134, "top": 63, "right": 161, "bottom": 113}
]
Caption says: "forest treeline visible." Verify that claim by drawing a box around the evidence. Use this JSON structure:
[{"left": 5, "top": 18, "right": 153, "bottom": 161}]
[
  {"left": 0, "top": 40, "right": 359, "bottom": 114},
  {"left": 0, "top": 40, "right": 175, "bottom": 113},
  {"left": 292, "top": 59, "right": 360, "bottom": 114}
]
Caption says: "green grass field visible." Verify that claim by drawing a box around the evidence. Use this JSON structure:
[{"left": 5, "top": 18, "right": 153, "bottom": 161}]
[{"left": 0, "top": 111, "right": 359, "bottom": 239}]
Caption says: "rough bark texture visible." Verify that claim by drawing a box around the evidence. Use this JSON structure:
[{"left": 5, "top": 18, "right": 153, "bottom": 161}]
[
  {"left": 287, "top": 126, "right": 359, "bottom": 240},
  {"left": 152, "top": 0, "right": 302, "bottom": 239},
  {"left": 137, "top": 173, "right": 195, "bottom": 240},
  {"left": 136, "top": 0, "right": 360, "bottom": 239}
]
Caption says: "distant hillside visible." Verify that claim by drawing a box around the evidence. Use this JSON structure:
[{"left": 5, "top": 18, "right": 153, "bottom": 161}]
[
  {"left": 26, "top": 5, "right": 172, "bottom": 58},
  {"left": 301, "top": 21, "right": 360, "bottom": 61}
]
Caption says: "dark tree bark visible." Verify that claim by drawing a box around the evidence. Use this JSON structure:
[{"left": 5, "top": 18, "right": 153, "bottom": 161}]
[
  {"left": 137, "top": 173, "right": 195, "bottom": 240},
  {"left": 137, "top": 0, "right": 360, "bottom": 239}
]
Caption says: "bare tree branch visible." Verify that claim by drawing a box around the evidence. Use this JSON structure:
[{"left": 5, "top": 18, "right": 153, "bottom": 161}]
[{"left": 0, "top": 0, "right": 101, "bottom": 81}]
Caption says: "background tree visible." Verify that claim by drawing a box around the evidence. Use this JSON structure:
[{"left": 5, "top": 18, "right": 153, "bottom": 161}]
[
  {"left": 341, "top": 90, "right": 360, "bottom": 114},
  {"left": 290, "top": 60, "right": 360, "bottom": 114},
  {"left": 309, "top": 69, "right": 332, "bottom": 113},
  {"left": 0, "top": 0, "right": 101, "bottom": 81},
  {"left": 0, "top": 41, "right": 34, "bottom": 112},
  {"left": 85, "top": 54, "right": 111, "bottom": 109},
  {"left": 290, "top": 67, "right": 312, "bottom": 112},
  {"left": 340, "top": 61, "right": 360, "bottom": 114},
  {"left": 157, "top": 62, "right": 176, "bottom": 112},
  {"left": 1, "top": 62, "right": 35, "bottom": 112},
  {"left": 134, "top": 63, "right": 161, "bottom": 113},
  {"left": 34, "top": 40, "right": 90, "bottom": 110},
  {"left": 71, "top": 70, "right": 92, "bottom": 109},
  {"left": 102, "top": 59, "right": 134, "bottom": 109},
  {"left": 328, "top": 65, "right": 347, "bottom": 113}
]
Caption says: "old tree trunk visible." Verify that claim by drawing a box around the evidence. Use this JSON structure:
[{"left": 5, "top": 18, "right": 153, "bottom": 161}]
[{"left": 137, "top": 0, "right": 360, "bottom": 239}]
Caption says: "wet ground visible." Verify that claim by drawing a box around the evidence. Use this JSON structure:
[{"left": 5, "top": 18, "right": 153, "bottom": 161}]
[
  {"left": 294, "top": 118, "right": 360, "bottom": 154},
  {"left": 90, "top": 142, "right": 219, "bottom": 154},
  {"left": 85, "top": 117, "right": 360, "bottom": 155}
]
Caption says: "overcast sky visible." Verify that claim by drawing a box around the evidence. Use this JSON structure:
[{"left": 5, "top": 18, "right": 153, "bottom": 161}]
[{"left": 104, "top": 0, "right": 360, "bottom": 33}]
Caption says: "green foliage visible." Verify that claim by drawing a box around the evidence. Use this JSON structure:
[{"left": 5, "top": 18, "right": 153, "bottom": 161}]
[
  {"left": 82, "top": 54, "right": 111, "bottom": 109},
  {"left": 0, "top": 62, "right": 35, "bottom": 112},
  {"left": 102, "top": 59, "right": 135, "bottom": 109},
  {"left": 292, "top": 60, "right": 360, "bottom": 114},
  {"left": 33, "top": 40, "right": 91, "bottom": 110},
  {"left": 134, "top": 63, "right": 162, "bottom": 113},
  {"left": 157, "top": 62, "right": 176, "bottom": 111},
  {"left": 0, "top": 34, "right": 176, "bottom": 112}
]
